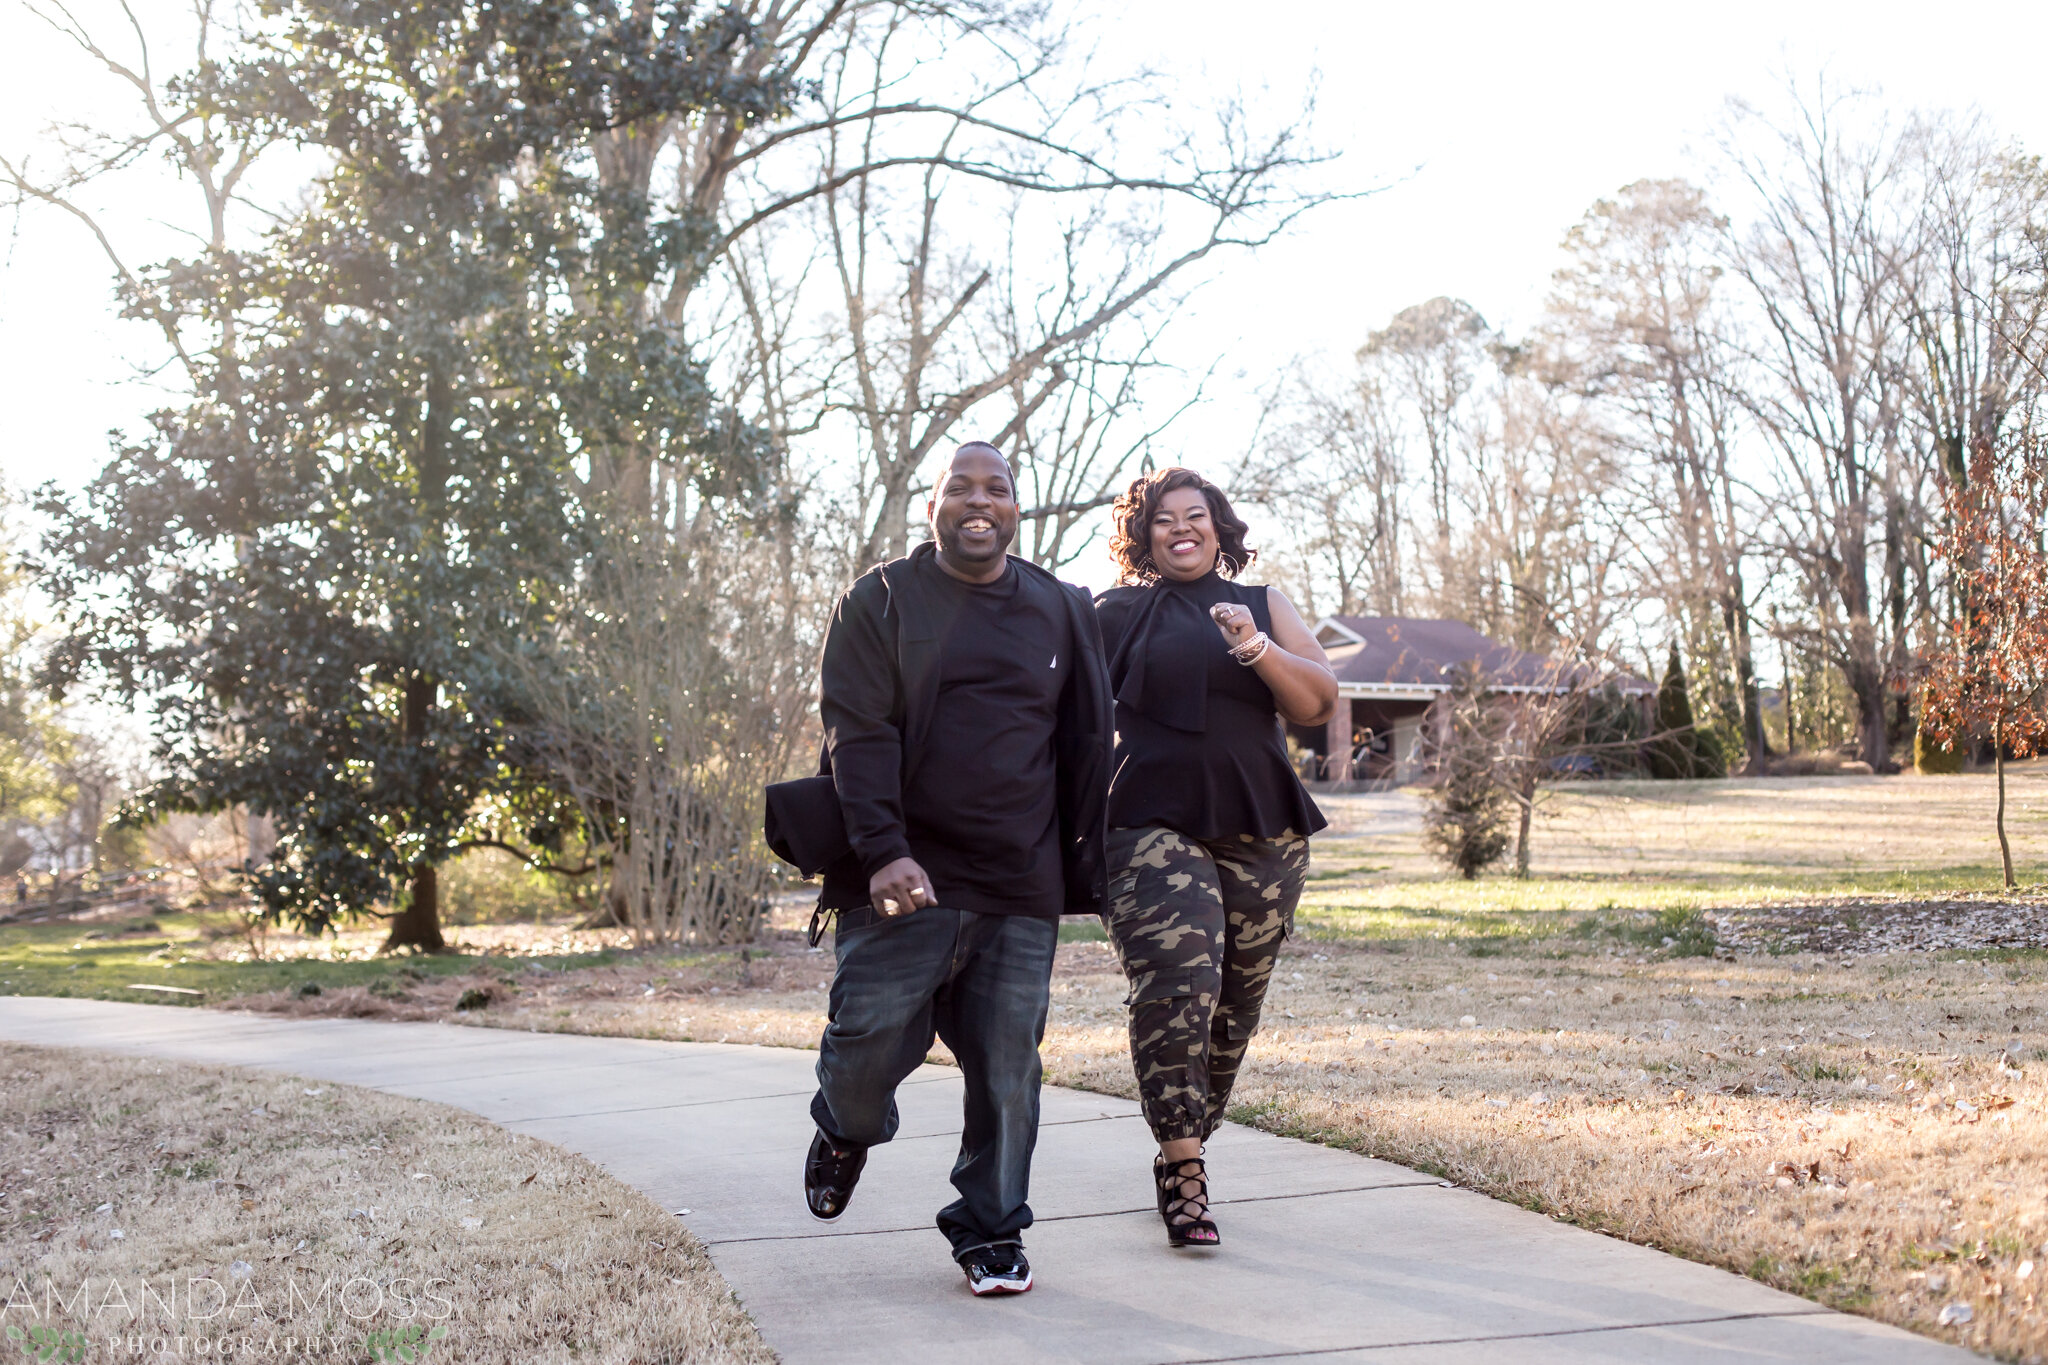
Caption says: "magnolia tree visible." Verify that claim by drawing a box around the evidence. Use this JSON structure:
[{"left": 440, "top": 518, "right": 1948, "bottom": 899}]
[{"left": 1920, "top": 438, "right": 2048, "bottom": 888}]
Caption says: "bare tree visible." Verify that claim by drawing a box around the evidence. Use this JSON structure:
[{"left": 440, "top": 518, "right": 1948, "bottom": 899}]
[
  {"left": 1893, "top": 128, "right": 2048, "bottom": 742},
  {"left": 995, "top": 328, "right": 1205, "bottom": 572},
  {"left": 1239, "top": 358, "right": 1406, "bottom": 617},
  {"left": 512, "top": 507, "right": 824, "bottom": 945},
  {"left": 1360, "top": 296, "right": 1494, "bottom": 550},
  {"left": 0, "top": 1, "right": 277, "bottom": 401},
  {"left": 1718, "top": 81, "right": 1916, "bottom": 770},
  {"left": 1543, "top": 178, "right": 1771, "bottom": 769},
  {"left": 1440, "top": 375, "right": 1630, "bottom": 656},
  {"left": 1900, "top": 126, "right": 2048, "bottom": 488}
]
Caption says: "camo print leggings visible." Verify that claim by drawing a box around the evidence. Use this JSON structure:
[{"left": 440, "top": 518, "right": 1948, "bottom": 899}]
[{"left": 1103, "top": 825, "right": 1311, "bottom": 1143}]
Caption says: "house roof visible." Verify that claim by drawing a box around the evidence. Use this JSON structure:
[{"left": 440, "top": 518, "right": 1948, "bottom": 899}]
[{"left": 1311, "top": 616, "right": 1655, "bottom": 700}]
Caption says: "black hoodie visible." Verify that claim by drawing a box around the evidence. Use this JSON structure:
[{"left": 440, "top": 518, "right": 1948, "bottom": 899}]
[{"left": 816, "top": 542, "right": 1112, "bottom": 917}]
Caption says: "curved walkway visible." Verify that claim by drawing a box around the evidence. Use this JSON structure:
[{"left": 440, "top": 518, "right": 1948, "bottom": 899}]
[{"left": 0, "top": 997, "right": 1972, "bottom": 1363}]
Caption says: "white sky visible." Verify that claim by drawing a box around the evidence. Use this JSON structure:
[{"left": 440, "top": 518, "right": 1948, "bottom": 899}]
[{"left": 6, "top": 1, "right": 2048, "bottom": 499}]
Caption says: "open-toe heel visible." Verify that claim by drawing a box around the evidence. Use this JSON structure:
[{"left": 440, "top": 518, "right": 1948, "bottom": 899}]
[{"left": 1153, "top": 1155, "right": 1220, "bottom": 1248}]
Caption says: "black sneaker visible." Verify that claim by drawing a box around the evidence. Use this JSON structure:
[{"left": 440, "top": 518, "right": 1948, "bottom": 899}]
[
  {"left": 959, "top": 1243, "right": 1033, "bottom": 1296},
  {"left": 803, "top": 1130, "right": 867, "bottom": 1221}
]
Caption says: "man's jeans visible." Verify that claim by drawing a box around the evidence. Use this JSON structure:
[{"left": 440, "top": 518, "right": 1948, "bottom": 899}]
[{"left": 811, "top": 905, "right": 1059, "bottom": 1259}]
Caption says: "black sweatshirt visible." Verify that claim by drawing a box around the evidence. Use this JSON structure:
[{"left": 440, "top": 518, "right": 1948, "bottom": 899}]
[{"left": 816, "top": 542, "right": 1112, "bottom": 918}]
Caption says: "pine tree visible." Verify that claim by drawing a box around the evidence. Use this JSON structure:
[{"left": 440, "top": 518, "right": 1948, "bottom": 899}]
[
  {"left": 1646, "top": 644, "right": 1724, "bottom": 778},
  {"left": 1422, "top": 666, "right": 1511, "bottom": 879}
]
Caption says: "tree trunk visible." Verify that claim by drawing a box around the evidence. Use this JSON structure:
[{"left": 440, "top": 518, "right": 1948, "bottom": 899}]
[
  {"left": 1995, "top": 727, "right": 2015, "bottom": 890},
  {"left": 1846, "top": 614, "right": 1892, "bottom": 770},
  {"left": 1514, "top": 772, "right": 1536, "bottom": 879},
  {"left": 862, "top": 474, "right": 921, "bottom": 566},
  {"left": 1720, "top": 584, "right": 1769, "bottom": 770},
  {"left": 383, "top": 670, "right": 447, "bottom": 953},
  {"left": 1780, "top": 657, "right": 1796, "bottom": 752},
  {"left": 384, "top": 861, "right": 446, "bottom": 954}
]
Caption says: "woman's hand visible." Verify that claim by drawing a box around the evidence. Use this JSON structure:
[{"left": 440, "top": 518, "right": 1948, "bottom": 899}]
[{"left": 1209, "top": 602, "right": 1258, "bottom": 650}]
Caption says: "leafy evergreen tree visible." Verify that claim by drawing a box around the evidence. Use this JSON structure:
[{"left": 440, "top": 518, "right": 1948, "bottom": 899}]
[
  {"left": 38, "top": 2, "right": 788, "bottom": 946},
  {"left": 1646, "top": 644, "right": 1724, "bottom": 779}
]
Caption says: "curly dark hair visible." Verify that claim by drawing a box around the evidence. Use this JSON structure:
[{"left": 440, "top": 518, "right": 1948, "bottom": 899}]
[{"left": 1107, "top": 466, "right": 1257, "bottom": 584}]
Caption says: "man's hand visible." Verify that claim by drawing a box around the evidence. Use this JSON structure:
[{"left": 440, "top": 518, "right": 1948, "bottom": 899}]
[{"left": 869, "top": 857, "right": 937, "bottom": 917}]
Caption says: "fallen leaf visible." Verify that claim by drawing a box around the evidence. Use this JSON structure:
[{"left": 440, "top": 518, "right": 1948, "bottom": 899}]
[{"left": 520, "top": 1173, "right": 537, "bottom": 1186}]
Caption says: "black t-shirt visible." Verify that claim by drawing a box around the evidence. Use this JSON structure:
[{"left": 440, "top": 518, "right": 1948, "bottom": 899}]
[{"left": 901, "top": 556, "right": 1074, "bottom": 917}]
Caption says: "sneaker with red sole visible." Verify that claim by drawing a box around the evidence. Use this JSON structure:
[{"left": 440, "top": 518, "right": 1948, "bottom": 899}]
[{"left": 958, "top": 1243, "right": 1032, "bottom": 1296}]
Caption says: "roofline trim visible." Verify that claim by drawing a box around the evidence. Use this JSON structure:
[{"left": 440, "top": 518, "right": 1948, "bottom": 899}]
[
  {"left": 1312, "top": 617, "right": 1368, "bottom": 647},
  {"left": 1336, "top": 681, "right": 1657, "bottom": 700}
]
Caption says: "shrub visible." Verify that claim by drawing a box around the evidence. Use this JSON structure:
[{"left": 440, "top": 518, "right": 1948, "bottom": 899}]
[
  {"left": 1422, "top": 666, "right": 1511, "bottom": 879},
  {"left": 1646, "top": 644, "right": 1725, "bottom": 778},
  {"left": 1914, "top": 725, "right": 1965, "bottom": 774}
]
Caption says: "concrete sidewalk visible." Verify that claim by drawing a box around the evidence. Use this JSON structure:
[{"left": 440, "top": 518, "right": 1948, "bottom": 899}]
[{"left": 0, "top": 997, "right": 1971, "bottom": 1363}]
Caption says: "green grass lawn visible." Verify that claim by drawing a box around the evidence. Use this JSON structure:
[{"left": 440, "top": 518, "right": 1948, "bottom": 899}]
[
  {"left": 0, "top": 911, "right": 623, "bottom": 1006},
  {"left": 6, "top": 772, "right": 2040, "bottom": 1003},
  {"left": 1297, "top": 862, "right": 2018, "bottom": 922}
]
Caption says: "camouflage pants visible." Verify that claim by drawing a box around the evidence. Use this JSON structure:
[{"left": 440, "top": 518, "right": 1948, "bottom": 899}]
[{"left": 1103, "top": 825, "right": 1311, "bottom": 1143}]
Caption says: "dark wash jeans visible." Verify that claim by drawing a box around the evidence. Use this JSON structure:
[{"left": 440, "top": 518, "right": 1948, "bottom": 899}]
[{"left": 811, "top": 904, "right": 1059, "bottom": 1259}]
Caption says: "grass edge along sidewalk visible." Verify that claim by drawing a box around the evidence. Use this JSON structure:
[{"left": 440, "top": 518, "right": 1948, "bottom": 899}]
[{"left": 0, "top": 1043, "right": 773, "bottom": 1365}]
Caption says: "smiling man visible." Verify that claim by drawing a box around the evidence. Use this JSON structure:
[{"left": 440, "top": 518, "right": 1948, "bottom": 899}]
[{"left": 804, "top": 441, "right": 1112, "bottom": 1296}]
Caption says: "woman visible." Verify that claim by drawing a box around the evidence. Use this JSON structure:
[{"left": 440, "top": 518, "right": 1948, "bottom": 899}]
[{"left": 1094, "top": 467, "right": 1338, "bottom": 1249}]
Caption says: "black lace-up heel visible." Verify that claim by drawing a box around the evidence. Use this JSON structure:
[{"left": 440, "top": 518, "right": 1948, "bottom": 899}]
[{"left": 1153, "top": 1154, "right": 1220, "bottom": 1248}]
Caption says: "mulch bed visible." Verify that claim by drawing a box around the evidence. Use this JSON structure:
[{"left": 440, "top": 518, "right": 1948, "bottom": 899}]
[{"left": 1714, "top": 889, "right": 2048, "bottom": 954}]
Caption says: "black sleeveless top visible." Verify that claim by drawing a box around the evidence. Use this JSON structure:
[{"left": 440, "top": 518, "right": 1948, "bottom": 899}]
[{"left": 1093, "top": 572, "right": 1326, "bottom": 840}]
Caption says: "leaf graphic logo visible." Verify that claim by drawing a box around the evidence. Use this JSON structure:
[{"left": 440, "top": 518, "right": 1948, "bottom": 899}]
[
  {"left": 365, "top": 1324, "right": 450, "bottom": 1363},
  {"left": 4, "top": 1325, "right": 86, "bottom": 1364}
]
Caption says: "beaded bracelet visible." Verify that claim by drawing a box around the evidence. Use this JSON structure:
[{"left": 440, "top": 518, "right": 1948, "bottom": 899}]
[{"left": 1230, "top": 631, "right": 1271, "bottom": 666}]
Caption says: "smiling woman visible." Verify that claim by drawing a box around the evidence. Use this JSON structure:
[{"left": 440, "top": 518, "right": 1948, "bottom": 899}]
[{"left": 1091, "top": 465, "right": 1338, "bottom": 1248}]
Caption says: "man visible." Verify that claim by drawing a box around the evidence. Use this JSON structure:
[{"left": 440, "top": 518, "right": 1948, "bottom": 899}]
[{"left": 805, "top": 440, "right": 1111, "bottom": 1296}]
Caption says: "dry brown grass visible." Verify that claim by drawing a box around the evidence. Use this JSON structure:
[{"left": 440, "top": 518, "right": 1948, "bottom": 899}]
[
  {"left": 0, "top": 1044, "right": 773, "bottom": 1364},
  {"left": 196, "top": 772, "right": 2048, "bottom": 1360},
  {"left": 1313, "top": 766, "right": 2048, "bottom": 887},
  {"left": 238, "top": 933, "right": 2048, "bottom": 1357},
  {"left": 1039, "top": 941, "right": 2048, "bottom": 1363}
]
